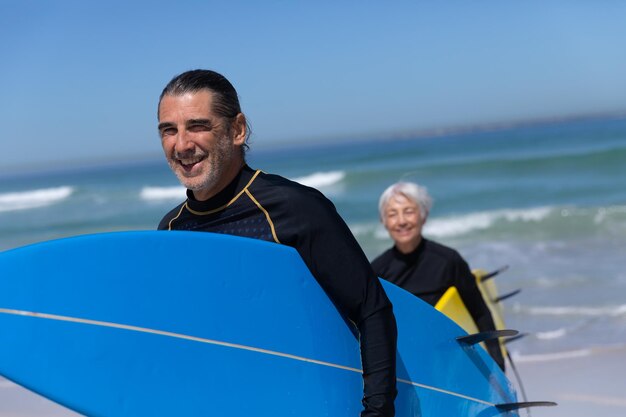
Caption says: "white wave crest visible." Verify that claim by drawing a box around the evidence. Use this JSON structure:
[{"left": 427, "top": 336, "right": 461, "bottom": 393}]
[
  {"left": 424, "top": 212, "right": 493, "bottom": 237},
  {"left": 520, "top": 304, "right": 626, "bottom": 318},
  {"left": 425, "top": 206, "right": 553, "bottom": 238},
  {"left": 512, "top": 348, "right": 592, "bottom": 363},
  {"left": 559, "top": 393, "right": 626, "bottom": 407},
  {"left": 140, "top": 186, "right": 186, "bottom": 201},
  {"left": 593, "top": 205, "right": 626, "bottom": 224},
  {"left": 349, "top": 222, "right": 377, "bottom": 237},
  {"left": 512, "top": 343, "right": 626, "bottom": 363},
  {"left": 536, "top": 327, "right": 568, "bottom": 340},
  {"left": 0, "top": 186, "right": 74, "bottom": 212},
  {"left": 292, "top": 171, "right": 345, "bottom": 188}
]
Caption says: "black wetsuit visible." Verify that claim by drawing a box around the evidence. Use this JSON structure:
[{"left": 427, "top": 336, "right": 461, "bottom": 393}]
[
  {"left": 371, "top": 238, "right": 505, "bottom": 370},
  {"left": 159, "top": 165, "right": 397, "bottom": 417}
]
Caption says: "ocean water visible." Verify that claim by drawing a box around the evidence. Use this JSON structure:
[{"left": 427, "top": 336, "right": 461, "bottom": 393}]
[{"left": 1, "top": 117, "right": 625, "bottom": 365}]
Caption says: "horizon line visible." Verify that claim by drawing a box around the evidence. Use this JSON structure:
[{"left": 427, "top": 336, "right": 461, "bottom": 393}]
[{"left": 2, "top": 110, "right": 625, "bottom": 177}]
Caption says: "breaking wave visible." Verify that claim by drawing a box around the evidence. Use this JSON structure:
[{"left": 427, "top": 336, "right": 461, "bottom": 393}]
[
  {"left": 425, "top": 206, "right": 554, "bottom": 238},
  {"left": 513, "top": 304, "right": 626, "bottom": 318},
  {"left": 140, "top": 186, "right": 186, "bottom": 201},
  {"left": 512, "top": 343, "right": 626, "bottom": 363},
  {"left": 292, "top": 171, "right": 345, "bottom": 188},
  {"left": 0, "top": 186, "right": 74, "bottom": 213}
]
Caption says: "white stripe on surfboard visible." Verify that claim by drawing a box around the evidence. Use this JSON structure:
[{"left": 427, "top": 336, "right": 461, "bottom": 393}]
[{"left": 0, "top": 307, "right": 496, "bottom": 406}]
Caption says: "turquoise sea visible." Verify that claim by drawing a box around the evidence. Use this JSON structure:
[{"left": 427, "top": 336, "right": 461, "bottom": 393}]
[{"left": 1, "top": 116, "right": 625, "bottom": 365}]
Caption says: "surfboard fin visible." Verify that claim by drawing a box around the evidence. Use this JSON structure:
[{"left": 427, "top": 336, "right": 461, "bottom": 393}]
[
  {"left": 493, "top": 288, "right": 521, "bottom": 303},
  {"left": 503, "top": 332, "right": 527, "bottom": 345},
  {"left": 495, "top": 401, "right": 557, "bottom": 412},
  {"left": 479, "top": 265, "right": 509, "bottom": 282},
  {"left": 456, "top": 329, "right": 518, "bottom": 346}
]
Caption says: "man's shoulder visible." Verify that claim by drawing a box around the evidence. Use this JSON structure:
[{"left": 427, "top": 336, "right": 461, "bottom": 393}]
[
  {"left": 253, "top": 170, "right": 316, "bottom": 191},
  {"left": 251, "top": 170, "right": 332, "bottom": 206}
]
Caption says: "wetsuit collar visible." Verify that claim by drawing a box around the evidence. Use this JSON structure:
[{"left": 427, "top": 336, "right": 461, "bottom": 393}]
[
  {"left": 392, "top": 238, "right": 427, "bottom": 261},
  {"left": 185, "top": 165, "right": 255, "bottom": 213}
]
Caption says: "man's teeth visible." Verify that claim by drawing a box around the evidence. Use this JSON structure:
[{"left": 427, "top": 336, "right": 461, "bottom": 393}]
[{"left": 180, "top": 157, "right": 202, "bottom": 165}]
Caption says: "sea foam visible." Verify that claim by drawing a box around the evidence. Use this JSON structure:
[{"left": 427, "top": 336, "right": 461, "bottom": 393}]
[
  {"left": 140, "top": 186, "right": 186, "bottom": 201},
  {"left": 535, "top": 327, "right": 569, "bottom": 340},
  {"left": 355, "top": 206, "right": 555, "bottom": 240},
  {"left": 512, "top": 348, "right": 593, "bottom": 363},
  {"left": 425, "top": 206, "right": 553, "bottom": 238},
  {"left": 292, "top": 171, "right": 345, "bottom": 188},
  {"left": 515, "top": 304, "right": 626, "bottom": 318},
  {"left": 138, "top": 171, "right": 346, "bottom": 201},
  {"left": 512, "top": 343, "right": 626, "bottom": 363},
  {"left": 0, "top": 186, "right": 73, "bottom": 212}
]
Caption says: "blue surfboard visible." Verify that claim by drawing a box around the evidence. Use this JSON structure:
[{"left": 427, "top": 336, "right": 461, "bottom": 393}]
[{"left": 0, "top": 231, "right": 519, "bottom": 416}]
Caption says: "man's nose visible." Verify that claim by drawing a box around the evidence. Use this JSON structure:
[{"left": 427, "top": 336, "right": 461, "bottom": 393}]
[{"left": 175, "top": 130, "right": 194, "bottom": 153}]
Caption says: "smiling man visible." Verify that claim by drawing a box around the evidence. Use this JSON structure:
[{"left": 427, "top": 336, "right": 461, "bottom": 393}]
[
  {"left": 156, "top": 69, "right": 397, "bottom": 417},
  {"left": 371, "top": 181, "right": 505, "bottom": 370}
]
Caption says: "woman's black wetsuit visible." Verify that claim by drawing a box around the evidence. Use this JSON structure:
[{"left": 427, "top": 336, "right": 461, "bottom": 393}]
[{"left": 372, "top": 239, "right": 505, "bottom": 370}]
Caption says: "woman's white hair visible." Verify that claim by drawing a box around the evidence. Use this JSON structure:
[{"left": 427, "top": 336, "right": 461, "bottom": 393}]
[{"left": 378, "top": 181, "right": 433, "bottom": 220}]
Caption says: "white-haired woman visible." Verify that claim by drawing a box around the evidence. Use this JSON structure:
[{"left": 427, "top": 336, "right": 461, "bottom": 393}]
[{"left": 371, "top": 181, "right": 504, "bottom": 370}]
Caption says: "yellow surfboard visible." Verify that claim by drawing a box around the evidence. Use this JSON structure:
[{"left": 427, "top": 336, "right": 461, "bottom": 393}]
[
  {"left": 473, "top": 269, "right": 507, "bottom": 333},
  {"left": 434, "top": 268, "right": 507, "bottom": 357},
  {"left": 434, "top": 286, "right": 479, "bottom": 335}
]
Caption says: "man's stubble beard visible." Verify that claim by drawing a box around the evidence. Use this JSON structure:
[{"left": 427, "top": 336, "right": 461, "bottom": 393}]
[{"left": 170, "top": 134, "right": 235, "bottom": 193}]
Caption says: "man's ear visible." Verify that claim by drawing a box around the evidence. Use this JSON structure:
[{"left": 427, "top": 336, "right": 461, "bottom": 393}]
[{"left": 231, "top": 113, "right": 247, "bottom": 146}]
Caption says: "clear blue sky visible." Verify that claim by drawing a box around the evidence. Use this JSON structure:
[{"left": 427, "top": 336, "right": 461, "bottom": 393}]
[{"left": 2, "top": 1, "right": 626, "bottom": 170}]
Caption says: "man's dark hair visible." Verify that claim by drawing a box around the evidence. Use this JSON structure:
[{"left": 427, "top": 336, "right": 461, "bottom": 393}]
[{"left": 159, "top": 69, "right": 251, "bottom": 151}]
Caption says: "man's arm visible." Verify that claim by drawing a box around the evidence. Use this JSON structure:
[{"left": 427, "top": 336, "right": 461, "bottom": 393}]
[
  {"left": 358, "top": 307, "right": 398, "bottom": 416},
  {"left": 286, "top": 189, "right": 398, "bottom": 416}
]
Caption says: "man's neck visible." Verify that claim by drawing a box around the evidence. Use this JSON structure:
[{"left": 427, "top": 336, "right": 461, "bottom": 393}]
[{"left": 192, "top": 159, "right": 245, "bottom": 201}]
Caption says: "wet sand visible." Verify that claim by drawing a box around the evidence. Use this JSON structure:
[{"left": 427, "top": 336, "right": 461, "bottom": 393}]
[
  {"left": 1, "top": 347, "right": 625, "bottom": 416},
  {"left": 0, "top": 378, "right": 78, "bottom": 416},
  {"left": 512, "top": 346, "right": 626, "bottom": 417}
]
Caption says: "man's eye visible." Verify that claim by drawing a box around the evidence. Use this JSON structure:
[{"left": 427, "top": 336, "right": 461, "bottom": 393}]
[
  {"left": 188, "top": 124, "right": 211, "bottom": 132},
  {"left": 160, "top": 128, "right": 176, "bottom": 136}
]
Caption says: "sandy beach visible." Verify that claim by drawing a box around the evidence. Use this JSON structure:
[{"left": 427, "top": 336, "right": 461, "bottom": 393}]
[
  {"left": 512, "top": 345, "right": 626, "bottom": 417},
  {"left": 2, "top": 346, "right": 625, "bottom": 417},
  {"left": 0, "top": 378, "right": 78, "bottom": 417}
]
